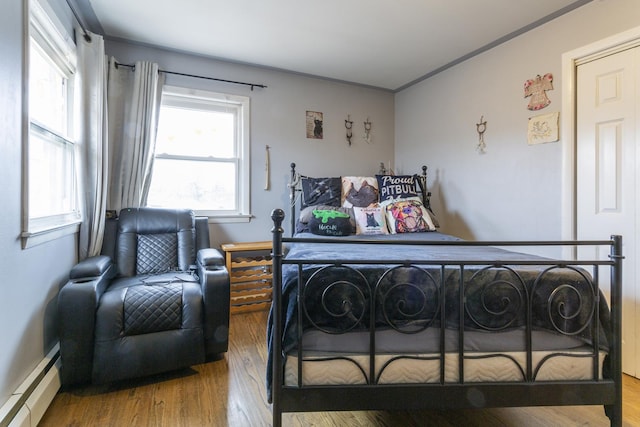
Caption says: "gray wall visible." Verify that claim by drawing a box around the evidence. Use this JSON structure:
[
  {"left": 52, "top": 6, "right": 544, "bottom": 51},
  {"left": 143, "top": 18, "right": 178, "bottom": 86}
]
[
  {"left": 395, "top": 0, "right": 640, "bottom": 242},
  {"left": 0, "top": 0, "right": 77, "bottom": 406},
  {"left": 105, "top": 40, "right": 396, "bottom": 247}
]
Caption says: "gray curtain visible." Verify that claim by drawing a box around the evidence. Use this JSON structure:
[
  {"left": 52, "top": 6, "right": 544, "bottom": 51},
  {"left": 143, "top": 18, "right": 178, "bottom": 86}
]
[
  {"left": 75, "top": 29, "right": 108, "bottom": 259},
  {"left": 108, "top": 61, "right": 164, "bottom": 212}
]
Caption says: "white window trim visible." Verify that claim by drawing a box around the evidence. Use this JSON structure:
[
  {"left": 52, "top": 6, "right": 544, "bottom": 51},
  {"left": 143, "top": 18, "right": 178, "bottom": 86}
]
[
  {"left": 158, "top": 85, "right": 251, "bottom": 223},
  {"left": 21, "top": 0, "right": 80, "bottom": 248}
]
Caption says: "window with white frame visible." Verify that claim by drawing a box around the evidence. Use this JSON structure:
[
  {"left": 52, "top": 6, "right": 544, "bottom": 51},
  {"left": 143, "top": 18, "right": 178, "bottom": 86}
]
[
  {"left": 23, "top": 0, "right": 80, "bottom": 247},
  {"left": 146, "top": 86, "right": 251, "bottom": 222}
]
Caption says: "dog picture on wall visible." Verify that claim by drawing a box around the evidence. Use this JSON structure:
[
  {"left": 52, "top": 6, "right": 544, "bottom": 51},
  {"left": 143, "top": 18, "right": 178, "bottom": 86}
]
[{"left": 306, "top": 111, "right": 323, "bottom": 139}]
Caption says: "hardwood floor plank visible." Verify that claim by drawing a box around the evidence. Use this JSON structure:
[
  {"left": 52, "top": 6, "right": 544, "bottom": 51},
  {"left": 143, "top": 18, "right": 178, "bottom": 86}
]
[{"left": 39, "top": 310, "right": 631, "bottom": 426}]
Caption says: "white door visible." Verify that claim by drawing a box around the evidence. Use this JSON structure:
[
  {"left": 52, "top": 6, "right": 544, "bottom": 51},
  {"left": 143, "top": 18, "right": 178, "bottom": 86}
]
[{"left": 576, "top": 46, "right": 640, "bottom": 376}]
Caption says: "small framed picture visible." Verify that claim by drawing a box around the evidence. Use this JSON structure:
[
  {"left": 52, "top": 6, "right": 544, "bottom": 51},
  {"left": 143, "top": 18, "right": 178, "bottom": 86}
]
[
  {"left": 306, "top": 111, "right": 323, "bottom": 139},
  {"left": 528, "top": 111, "right": 559, "bottom": 145}
]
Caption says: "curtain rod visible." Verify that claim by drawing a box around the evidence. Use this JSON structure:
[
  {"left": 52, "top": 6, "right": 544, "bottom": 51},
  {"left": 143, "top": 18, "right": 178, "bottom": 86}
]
[
  {"left": 65, "top": 0, "right": 266, "bottom": 90},
  {"left": 66, "top": 0, "right": 91, "bottom": 42},
  {"left": 116, "top": 62, "right": 267, "bottom": 91}
]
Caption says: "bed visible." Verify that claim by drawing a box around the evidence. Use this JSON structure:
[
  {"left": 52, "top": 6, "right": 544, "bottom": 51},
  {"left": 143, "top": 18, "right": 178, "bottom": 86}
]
[{"left": 267, "top": 163, "right": 623, "bottom": 426}]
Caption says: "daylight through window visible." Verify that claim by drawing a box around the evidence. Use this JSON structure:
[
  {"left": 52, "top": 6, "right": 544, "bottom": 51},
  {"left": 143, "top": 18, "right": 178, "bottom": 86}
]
[
  {"left": 146, "top": 86, "right": 250, "bottom": 221},
  {"left": 24, "top": 0, "right": 79, "bottom": 246}
]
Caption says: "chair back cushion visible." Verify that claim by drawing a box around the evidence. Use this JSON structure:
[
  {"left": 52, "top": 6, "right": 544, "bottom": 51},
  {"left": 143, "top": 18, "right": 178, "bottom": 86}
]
[{"left": 116, "top": 208, "right": 196, "bottom": 277}]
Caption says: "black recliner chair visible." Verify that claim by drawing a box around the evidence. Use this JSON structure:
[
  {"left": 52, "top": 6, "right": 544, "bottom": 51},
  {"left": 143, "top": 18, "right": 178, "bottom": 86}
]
[{"left": 58, "top": 207, "right": 230, "bottom": 386}]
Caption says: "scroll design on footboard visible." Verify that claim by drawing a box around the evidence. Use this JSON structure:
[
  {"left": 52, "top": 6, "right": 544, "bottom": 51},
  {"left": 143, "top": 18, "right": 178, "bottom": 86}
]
[
  {"left": 300, "top": 264, "right": 442, "bottom": 334},
  {"left": 302, "top": 265, "right": 370, "bottom": 334},
  {"left": 532, "top": 265, "right": 596, "bottom": 337},
  {"left": 531, "top": 265, "right": 601, "bottom": 381},
  {"left": 375, "top": 265, "right": 440, "bottom": 333},
  {"left": 464, "top": 266, "right": 528, "bottom": 331}
]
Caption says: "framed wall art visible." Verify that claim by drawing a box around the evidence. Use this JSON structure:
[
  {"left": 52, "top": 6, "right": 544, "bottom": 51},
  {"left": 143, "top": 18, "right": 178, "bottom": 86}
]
[
  {"left": 306, "top": 111, "right": 323, "bottom": 139},
  {"left": 527, "top": 111, "right": 559, "bottom": 145}
]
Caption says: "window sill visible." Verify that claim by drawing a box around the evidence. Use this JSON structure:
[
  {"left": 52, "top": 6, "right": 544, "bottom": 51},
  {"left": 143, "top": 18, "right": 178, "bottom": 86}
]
[
  {"left": 205, "top": 214, "right": 253, "bottom": 224},
  {"left": 21, "top": 220, "right": 81, "bottom": 249}
]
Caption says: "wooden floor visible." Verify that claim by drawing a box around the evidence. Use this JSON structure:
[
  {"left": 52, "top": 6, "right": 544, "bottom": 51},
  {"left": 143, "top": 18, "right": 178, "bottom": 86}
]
[{"left": 41, "top": 310, "right": 640, "bottom": 426}]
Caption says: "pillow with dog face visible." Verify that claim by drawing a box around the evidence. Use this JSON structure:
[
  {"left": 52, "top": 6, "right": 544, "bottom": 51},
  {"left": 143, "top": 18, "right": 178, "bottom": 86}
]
[
  {"left": 384, "top": 197, "right": 436, "bottom": 234},
  {"left": 341, "top": 176, "right": 379, "bottom": 208},
  {"left": 353, "top": 206, "right": 388, "bottom": 235}
]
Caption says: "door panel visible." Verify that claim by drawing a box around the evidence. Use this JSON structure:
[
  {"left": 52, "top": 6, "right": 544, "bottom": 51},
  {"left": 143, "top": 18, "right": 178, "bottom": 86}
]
[
  {"left": 595, "top": 121, "right": 621, "bottom": 213},
  {"left": 576, "top": 46, "right": 639, "bottom": 376}
]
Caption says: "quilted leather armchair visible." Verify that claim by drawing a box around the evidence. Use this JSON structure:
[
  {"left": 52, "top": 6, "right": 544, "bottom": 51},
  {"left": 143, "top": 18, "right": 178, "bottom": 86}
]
[{"left": 58, "top": 207, "right": 230, "bottom": 386}]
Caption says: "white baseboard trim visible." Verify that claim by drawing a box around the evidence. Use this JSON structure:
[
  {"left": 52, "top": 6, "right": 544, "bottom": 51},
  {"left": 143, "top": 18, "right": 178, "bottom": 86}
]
[{"left": 0, "top": 343, "right": 61, "bottom": 427}]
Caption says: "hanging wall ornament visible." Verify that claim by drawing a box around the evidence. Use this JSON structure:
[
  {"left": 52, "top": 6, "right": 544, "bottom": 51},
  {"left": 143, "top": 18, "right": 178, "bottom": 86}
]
[
  {"left": 363, "top": 117, "right": 372, "bottom": 143},
  {"left": 524, "top": 73, "right": 553, "bottom": 110},
  {"left": 345, "top": 115, "right": 353, "bottom": 146},
  {"left": 476, "top": 116, "right": 487, "bottom": 153},
  {"left": 264, "top": 145, "right": 271, "bottom": 190}
]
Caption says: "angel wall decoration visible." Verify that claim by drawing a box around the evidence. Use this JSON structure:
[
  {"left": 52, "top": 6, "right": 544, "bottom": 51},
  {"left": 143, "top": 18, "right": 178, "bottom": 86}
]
[{"left": 524, "top": 73, "right": 553, "bottom": 111}]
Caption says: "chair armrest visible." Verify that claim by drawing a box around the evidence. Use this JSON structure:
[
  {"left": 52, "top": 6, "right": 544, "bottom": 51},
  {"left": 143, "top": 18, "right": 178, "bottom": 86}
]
[
  {"left": 197, "top": 248, "right": 225, "bottom": 269},
  {"left": 197, "top": 252, "right": 230, "bottom": 357},
  {"left": 58, "top": 256, "right": 114, "bottom": 386},
  {"left": 69, "top": 255, "right": 112, "bottom": 280}
]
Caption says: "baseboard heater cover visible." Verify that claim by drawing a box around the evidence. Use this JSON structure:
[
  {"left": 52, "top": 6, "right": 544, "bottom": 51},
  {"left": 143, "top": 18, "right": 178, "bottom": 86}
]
[{"left": 0, "top": 343, "right": 61, "bottom": 427}]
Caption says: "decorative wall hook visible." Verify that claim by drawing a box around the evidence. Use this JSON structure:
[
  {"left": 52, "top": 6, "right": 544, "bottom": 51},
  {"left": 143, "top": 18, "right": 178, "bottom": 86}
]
[
  {"left": 476, "top": 116, "right": 487, "bottom": 154},
  {"left": 363, "top": 117, "right": 372, "bottom": 143},
  {"left": 345, "top": 115, "right": 353, "bottom": 146}
]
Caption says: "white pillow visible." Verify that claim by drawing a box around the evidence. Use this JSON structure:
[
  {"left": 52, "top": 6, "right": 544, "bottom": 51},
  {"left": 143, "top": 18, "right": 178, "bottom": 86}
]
[{"left": 353, "top": 206, "right": 388, "bottom": 235}]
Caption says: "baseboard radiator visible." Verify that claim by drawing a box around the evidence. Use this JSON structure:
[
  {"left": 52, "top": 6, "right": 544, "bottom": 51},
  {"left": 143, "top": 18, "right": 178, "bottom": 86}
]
[{"left": 0, "top": 343, "right": 61, "bottom": 427}]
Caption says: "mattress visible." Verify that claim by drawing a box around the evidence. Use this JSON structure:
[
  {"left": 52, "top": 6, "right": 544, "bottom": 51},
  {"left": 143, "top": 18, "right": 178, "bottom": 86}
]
[
  {"left": 284, "top": 349, "right": 606, "bottom": 386},
  {"left": 283, "top": 326, "right": 606, "bottom": 385}
]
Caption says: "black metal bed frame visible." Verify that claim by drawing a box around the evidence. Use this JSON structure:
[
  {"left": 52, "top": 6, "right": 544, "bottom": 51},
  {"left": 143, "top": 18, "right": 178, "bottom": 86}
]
[{"left": 269, "top": 164, "right": 623, "bottom": 426}]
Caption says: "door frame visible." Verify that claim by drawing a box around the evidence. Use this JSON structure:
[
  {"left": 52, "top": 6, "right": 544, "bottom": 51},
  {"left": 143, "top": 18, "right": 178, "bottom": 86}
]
[{"left": 561, "top": 25, "right": 640, "bottom": 241}]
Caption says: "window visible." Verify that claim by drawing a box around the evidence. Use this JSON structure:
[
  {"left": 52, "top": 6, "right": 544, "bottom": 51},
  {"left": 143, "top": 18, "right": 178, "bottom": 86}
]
[
  {"left": 146, "top": 86, "right": 251, "bottom": 222},
  {"left": 23, "top": 0, "right": 79, "bottom": 247}
]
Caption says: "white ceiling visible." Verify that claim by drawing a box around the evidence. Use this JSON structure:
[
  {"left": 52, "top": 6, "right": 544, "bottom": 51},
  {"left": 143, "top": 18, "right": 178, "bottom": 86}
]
[{"left": 83, "top": 0, "right": 589, "bottom": 91}]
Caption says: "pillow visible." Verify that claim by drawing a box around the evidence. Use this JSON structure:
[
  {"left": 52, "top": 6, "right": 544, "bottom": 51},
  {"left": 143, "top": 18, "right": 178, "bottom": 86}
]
[
  {"left": 299, "top": 205, "right": 354, "bottom": 227},
  {"left": 341, "top": 176, "right": 379, "bottom": 208},
  {"left": 376, "top": 174, "right": 419, "bottom": 204},
  {"left": 308, "top": 208, "right": 353, "bottom": 236},
  {"left": 384, "top": 198, "right": 436, "bottom": 234},
  {"left": 301, "top": 177, "right": 342, "bottom": 208},
  {"left": 353, "top": 206, "right": 388, "bottom": 235}
]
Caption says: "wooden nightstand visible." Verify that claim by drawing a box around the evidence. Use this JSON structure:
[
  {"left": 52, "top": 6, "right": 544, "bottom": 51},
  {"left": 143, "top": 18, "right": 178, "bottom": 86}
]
[{"left": 221, "top": 241, "right": 273, "bottom": 313}]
